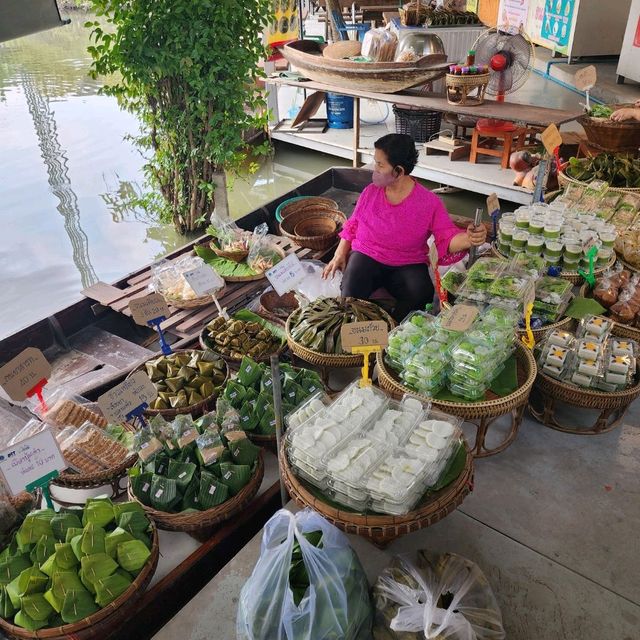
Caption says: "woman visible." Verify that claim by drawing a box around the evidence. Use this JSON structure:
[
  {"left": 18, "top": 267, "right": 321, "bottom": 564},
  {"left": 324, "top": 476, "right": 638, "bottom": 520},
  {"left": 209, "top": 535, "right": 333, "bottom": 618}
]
[
  {"left": 323, "top": 133, "right": 486, "bottom": 320},
  {"left": 610, "top": 100, "right": 640, "bottom": 122}
]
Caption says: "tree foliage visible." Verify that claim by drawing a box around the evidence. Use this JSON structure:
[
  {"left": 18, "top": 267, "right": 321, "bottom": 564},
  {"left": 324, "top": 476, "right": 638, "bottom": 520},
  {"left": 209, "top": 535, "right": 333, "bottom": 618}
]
[{"left": 87, "top": 0, "right": 273, "bottom": 232}]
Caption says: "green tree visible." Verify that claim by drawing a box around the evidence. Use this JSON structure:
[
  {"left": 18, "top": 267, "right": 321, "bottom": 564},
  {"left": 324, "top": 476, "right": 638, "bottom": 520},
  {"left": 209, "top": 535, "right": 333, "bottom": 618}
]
[{"left": 87, "top": 0, "right": 273, "bottom": 233}]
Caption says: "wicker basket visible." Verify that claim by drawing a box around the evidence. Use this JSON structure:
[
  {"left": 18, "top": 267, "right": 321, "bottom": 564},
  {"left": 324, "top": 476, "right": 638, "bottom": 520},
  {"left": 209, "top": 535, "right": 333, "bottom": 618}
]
[
  {"left": 399, "top": 1, "right": 430, "bottom": 26},
  {"left": 210, "top": 243, "right": 250, "bottom": 263},
  {"left": 0, "top": 524, "right": 159, "bottom": 640},
  {"left": 578, "top": 283, "right": 640, "bottom": 340},
  {"left": 162, "top": 293, "right": 217, "bottom": 310},
  {"left": 376, "top": 341, "right": 537, "bottom": 457},
  {"left": 393, "top": 105, "right": 442, "bottom": 144},
  {"left": 558, "top": 168, "right": 640, "bottom": 194},
  {"left": 616, "top": 256, "right": 640, "bottom": 274},
  {"left": 578, "top": 106, "right": 640, "bottom": 153},
  {"left": 280, "top": 208, "right": 346, "bottom": 251},
  {"left": 445, "top": 73, "right": 489, "bottom": 106},
  {"left": 199, "top": 328, "right": 287, "bottom": 365},
  {"left": 280, "top": 440, "right": 473, "bottom": 547},
  {"left": 128, "top": 349, "right": 229, "bottom": 418},
  {"left": 286, "top": 305, "right": 396, "bottom": 369},
  {"left": 294, "top": 217, "right": 337, "bottom": 239},
  {"left": 529, "top": 321, "right": 640, "bottom": 434},
  {"left": 127, "top": 452, "right": 264, "bottom": 532},
  {"left": 259, "top": 290, "right": 299, "bottom": 323},
  {"left": 277, "top": 196, "right": 339, "bottom": 223}
]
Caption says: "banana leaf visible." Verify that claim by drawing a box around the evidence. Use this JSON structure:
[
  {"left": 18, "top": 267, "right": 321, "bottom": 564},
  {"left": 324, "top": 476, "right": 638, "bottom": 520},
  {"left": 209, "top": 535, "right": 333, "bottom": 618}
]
[
  {"left": 50, "top": 512, "right": 82, "bottom": 543},
  {"left": 65, "top": 527, "right": 84, "bottom": 544},
  {"left": 13, "top": 608, "right": 49, "bottom": 631},
  {"left": 167, "top": 460, "right": 197, "bottom": 491},
  {"left": 105, "top": 528, "right": 135, "bottom": 559},
  {"left": 61, "top": 588, "right": 98, "bottom": 624},
  {"left": 6, "top": 575, "right": 22, "bottom": 608},
  {"left": 233, "top": 309, "right": 286, "bottom": 342},
  {"left": 80, "top": 524, "right": 106, "bottom": 557},
  {"left": 20, "top": 592, "right": 53, "bottom": 621},
  {"left": 116, "top": 540, "right": 151, "bottom": 575},
  {"left": 218, "top": 463, "right": 252, "bottom": 496},
  {"left": 44, "top": 588, "right": 62, "bottom": 613},
  {"left": 113, "top": 501, "right": 145, "bottom": 521},
  {"left": 176, "top": 443, "right": 198, "bottom": 465},
  {"left": 180, "top": 481, "right": 201, "bottom": 511},
  {"left": 30, "top": 534, "right": 56, "bottom": 566},
  {"left": 0, "top": 555, "right": 30, "bottom": 586},
  {"left": 150, "top": 475, "right": 180, "bottom": 512},
  {"left": 50, "top": 571, "right": 85, "bottom": 604},
  {"left": 94, "top": 572, "right": 132, "bottom": 607},
  {"left": 0, "top": 585, "right": 16, "bottom": 618},
  {"left": 130, "top": 472, "right": 154, "bottom": 507},
  {"left": 223, "top": 380, "right": 246, "bottom": 409},
  {"left": 80, "top": 553, "right": 118, "bottom": 595},
  {"left": 237, "top": 356, "right": 262, "bottom": 387},
  {"left": 82, "top": 498, "right": 115, "bottom": 529},
  {"left": 70, "top": 535, "right": 83, "bottom": 562},
  {"left": 54, "top": 543, "right": 78, "bottom": 570},
  {"left": 116, "top": 511, "right": 149, "bottom": 538},
  {"left": 257, "top": 407, "right": 276, "bottom": 435},
  {"left": 228, "top": 438, "right": 261, "bottom": 466},
  {"left": 238, "top": 402, "right": 259, "bottom": 432},
  {"left": 197, "top": 472, "right": 229, "bottom": 510},
  {"left": 16, "top": 567, "right": 47, "bottom": 596},
  {"left": 16, "top": 513, "right": 54, "bottom": 551},
  {"left": 40, "top": 553, "right": 61, "bottom": 578}
]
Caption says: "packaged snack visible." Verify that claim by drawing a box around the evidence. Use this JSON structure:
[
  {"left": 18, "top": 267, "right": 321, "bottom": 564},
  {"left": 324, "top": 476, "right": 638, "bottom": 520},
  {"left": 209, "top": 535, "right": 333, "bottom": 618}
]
[{"left": 361, "top": 27, "right": 398, "bottom": 62}]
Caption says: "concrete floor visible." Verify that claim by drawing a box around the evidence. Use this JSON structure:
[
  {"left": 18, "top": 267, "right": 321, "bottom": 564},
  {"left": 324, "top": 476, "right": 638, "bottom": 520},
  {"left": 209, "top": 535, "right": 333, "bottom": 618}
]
[{"left": 153, "top": 396, "right": 640, "bottom": 640}]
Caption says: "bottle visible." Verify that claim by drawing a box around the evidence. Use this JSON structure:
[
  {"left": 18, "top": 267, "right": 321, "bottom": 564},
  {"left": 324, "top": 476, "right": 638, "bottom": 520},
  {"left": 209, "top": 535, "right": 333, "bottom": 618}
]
[{"left": 467, "top": 49, "right": 476, "bottom": 66}]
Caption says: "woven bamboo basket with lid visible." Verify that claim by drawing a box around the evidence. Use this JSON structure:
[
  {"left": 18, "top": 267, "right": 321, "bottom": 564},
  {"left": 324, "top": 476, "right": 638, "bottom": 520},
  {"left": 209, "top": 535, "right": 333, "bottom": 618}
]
[
  {"left": 578, "top": 283, "right": 640, "bottom": 340},
  {"left": 129, "top": 349, "right": 229, "bottom": 419},
  {"left": 445, "top": 73, "right": 490, "bottom": 106},
  {"left": 376, "top": 341, "right": 537, "bottom": 457},
  {"left": 280, "top": 441, "right": 473, "bottom": 548},
  {"left": 285, "top": 303, "right": 396, "bottom": 369},
  {"left": 529, "top": 321, "right": 640, "bottom": 434},
  {"left": 127, "top": 451, "right": 264, "bottom": 532},
  {"left": 0, "top": 523, "right": 159, "bottom": 640}
]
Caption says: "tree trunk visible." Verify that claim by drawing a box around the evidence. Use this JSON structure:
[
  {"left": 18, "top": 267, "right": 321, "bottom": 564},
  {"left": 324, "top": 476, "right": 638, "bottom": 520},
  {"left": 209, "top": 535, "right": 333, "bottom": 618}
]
[{"left": 210, "top": 169, "right": 230, "bottom": 222}]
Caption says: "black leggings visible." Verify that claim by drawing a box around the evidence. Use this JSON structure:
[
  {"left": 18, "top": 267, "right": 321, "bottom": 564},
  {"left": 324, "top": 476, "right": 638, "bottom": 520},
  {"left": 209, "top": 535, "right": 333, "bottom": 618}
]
[{"left": 341, "top": 251, "right": 434, "bottom": 321}]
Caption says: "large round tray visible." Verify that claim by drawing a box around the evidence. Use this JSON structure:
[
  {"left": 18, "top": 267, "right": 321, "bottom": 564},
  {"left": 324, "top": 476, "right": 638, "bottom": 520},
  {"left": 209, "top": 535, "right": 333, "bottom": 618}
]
[
  {"left": 529, "top": 322, "right": 640, "bottom": 434},
  {"left": 491, "top": 244, "right": 617, "bottom": 285},
  {"left": 128, "top": 349, "right": 229, "bottom": 418},
  {"left": 280, "top": 442, "right": 473, "bottom": 548},
  {"left": 128, "top": 451, "right": 264, "bottom": 532},
  {"left": 285, "top": 303, "right": 396, "bottom": 369},
  {"left": 0, "top": 523, "right": 159, "bottom": 640},
  {"left": 377, "top": 341, "right": 537, "bottom": 457},
  {"left": 578, "top": 283, "right": 640, "bottom": 340}
]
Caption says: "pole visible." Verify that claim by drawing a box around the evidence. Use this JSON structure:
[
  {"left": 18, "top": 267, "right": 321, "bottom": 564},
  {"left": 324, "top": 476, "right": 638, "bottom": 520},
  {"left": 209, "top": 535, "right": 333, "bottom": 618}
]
[
  {"left": 352, "top": 97, "right": 361, "bottom": 167},
  {"left": 270, "top": 355, "right": 289, "bottom": 508}
]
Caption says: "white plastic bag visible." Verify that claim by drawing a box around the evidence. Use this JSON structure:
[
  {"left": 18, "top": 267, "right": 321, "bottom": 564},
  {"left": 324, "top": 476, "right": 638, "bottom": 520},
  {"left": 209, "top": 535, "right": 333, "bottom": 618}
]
[
  {"left": 294, "top": 260, "right": 342, "bottom": 305},
  {"left": 237, "top": 508, "right": 372, "bottom": 640},
  {"left": 373, "top": 551, "right": 505, "bottom": 640}
]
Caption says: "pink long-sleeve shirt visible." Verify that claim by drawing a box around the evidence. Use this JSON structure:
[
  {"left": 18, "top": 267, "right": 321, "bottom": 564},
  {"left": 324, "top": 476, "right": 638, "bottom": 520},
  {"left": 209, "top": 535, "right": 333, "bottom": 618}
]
[{"left": 339, "top": 181, "right": 465, "bottom": 267}]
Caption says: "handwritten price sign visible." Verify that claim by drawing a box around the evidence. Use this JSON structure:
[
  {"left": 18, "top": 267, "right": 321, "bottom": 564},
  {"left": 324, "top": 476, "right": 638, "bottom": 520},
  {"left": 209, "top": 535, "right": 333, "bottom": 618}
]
[
  {"left": 0, "top": 348, "right": 51, "bottom": 402},
  {"left": 266, "top": 253, "right": 306, "bottom": 296},
  {"left": 341, "top": 321, "right": 389, "bottom": 349}
]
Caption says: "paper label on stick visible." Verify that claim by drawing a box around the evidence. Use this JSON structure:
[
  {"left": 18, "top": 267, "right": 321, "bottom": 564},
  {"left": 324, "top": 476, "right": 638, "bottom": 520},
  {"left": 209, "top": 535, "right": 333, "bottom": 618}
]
[
  {"left": 183, "top": 265, "right": 223, "bottom": 296},
  {"left": 0, "top": 429, "right": 66, "bottom": 496},
  {"left": 486, "top": 193, "right": 500, "bottom": 215},
  {"left": 341, "top": 321, "right": 389, "bottom": 349},
  {"left": 541, "top": 124, "right": 562, "bottom": 156},
  {"left": 574, "top": 65, "right": 597, "bottom": 91},
  {"left": 265, "top": 253, "right": 306, "bottom": 296},
  {"left": 440, "top": 304, "right": 479, "bottom": 332},
  {"left": 129, "top": 293, "right": 171, "bottom": 326},
  {"left": 97, "top": 371, "right": 158, "bottom": 423},
  {"left": 0, "top": 348, "right": 51, "bottom": 403}
]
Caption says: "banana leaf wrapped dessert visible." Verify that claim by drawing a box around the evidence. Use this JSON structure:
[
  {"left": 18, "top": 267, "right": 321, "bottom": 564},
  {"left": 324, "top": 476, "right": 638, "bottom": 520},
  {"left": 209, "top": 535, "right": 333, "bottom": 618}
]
[
  {"left": 144, "top": 350, "right": 227, "bottom": 411},
  {"left": 202, "top": 315, "right": 283, "bottom": 361}
]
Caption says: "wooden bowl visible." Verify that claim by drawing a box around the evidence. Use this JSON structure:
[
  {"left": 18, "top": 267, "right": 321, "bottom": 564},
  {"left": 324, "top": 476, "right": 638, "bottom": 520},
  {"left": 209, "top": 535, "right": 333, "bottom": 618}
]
[{"left": 293, "top": 217, "right": 337, "bottom": 238}]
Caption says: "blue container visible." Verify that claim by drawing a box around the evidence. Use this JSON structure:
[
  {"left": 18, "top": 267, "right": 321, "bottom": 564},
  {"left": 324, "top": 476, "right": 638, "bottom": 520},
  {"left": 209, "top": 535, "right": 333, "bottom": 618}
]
[{"left": 326, "top": 93, "right": 354, "bottom": 129}]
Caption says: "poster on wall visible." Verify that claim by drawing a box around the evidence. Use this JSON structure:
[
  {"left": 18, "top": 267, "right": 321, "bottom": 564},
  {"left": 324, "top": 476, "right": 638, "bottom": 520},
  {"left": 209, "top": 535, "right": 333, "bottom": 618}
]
[
  {"left": 527, "top": 0, "right": 577, "bottom": 55},
  {"left": 498, "top": 0, "right": 530, "bottom": 33},
  {"left": 265, "top": 0, "right": 300, "bottom": 50}
]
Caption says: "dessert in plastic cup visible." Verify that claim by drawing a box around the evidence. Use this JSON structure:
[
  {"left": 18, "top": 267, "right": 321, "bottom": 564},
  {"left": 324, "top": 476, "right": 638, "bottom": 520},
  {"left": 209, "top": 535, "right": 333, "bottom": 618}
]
[
  {"left": 544, "top": 241, "right": 563, "bottom": 257},
  {"left": 515, "top": 212, "right": 530, "bottom": 229},
  {"left": 543, "top": 224, "right": 561, "bottom": 239},
  {"left": 599, "top": 231, "right": 616, "bottom": 248},
  {"left": 543, "top": 254, "right": 561, "bottom": 265},
  {"left": 529, "top": 218, "right": 544, "bottom": 235},
  {"left": 512, "top": 231, "right": 529, "bottom": 248}
]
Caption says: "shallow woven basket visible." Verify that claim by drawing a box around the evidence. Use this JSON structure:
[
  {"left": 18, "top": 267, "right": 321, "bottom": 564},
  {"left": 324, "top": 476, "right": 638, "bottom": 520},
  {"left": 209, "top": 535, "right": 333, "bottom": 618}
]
[
  {"left": 558, "top": 169, "right": 640, "bottom": 194},
  {"left": 210, "top": 243, "right": 250, "bottom": 263},
  {"left": 223, "top": 244, "right": 286, "bottom": 283},
  {"left": 285, "top": 303, "right": 396, "bottom": 369},
  {"left": 280, "top": 441, "right": 473, "bottom": 547},
  {"left": 491, "top": 244, "right": 617, "bottom": 285},
  {"left": 578, "top": 283, "right": 640, "bottom": 340},
  {"left": 128, "top": 349, "right": 229, "bottom": 418},
  {"left": 445, "top": 73, "right": 489, "bottom": 106},
  {"left": 377, "top": 341, "right": 537, "bottom": 421},
  {"left": 578, "top": 106, "right": 640, "bottom": 153},
  {"left": 280, "top": 208, "right": 346, "bottom": 251},
  {"left": 0, "top": 524, "right": 159, "bottom": 640},
  {"left": 259, "top": 290, "right": 299, "bottom": 323},
  {"left": 294, "top": 217, "right": 337, "bottom": 238},
  {"left": 199, "top": 328, "right": 287, "bottom": 365},
  {"left": 278, "top": 196, "right": 339, "bottom": 222},
  {"left": 162, "top": 293, "right": 217, "bottom": 310},
  {"left": 127, "top": 452, "right": 264, "bottom": 532}
]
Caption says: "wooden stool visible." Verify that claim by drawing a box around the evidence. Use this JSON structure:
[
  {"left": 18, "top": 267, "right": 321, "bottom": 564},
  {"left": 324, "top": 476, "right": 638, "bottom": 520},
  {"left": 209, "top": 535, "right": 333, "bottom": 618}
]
[{"left": 469, "top": 119, "right": 527, "bottom": 169}]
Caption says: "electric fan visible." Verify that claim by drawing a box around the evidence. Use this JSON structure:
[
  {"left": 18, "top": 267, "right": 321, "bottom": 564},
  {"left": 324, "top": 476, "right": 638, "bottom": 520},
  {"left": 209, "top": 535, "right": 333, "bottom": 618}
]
[{"left": 473, "top": 27, "right": 535, "bottom": 130}]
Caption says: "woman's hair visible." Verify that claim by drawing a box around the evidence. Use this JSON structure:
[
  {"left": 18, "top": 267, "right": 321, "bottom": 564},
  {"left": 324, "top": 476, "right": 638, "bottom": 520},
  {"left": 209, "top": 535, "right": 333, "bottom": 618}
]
[{"left": 374, "top": 133, "right": 419, "bottom": 176}]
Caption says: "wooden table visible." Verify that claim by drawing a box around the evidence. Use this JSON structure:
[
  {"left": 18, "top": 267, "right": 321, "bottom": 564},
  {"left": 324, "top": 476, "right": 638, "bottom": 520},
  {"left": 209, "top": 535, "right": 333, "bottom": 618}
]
[{"left": 268, "top": 76, "right": 584, "bottom": 168}]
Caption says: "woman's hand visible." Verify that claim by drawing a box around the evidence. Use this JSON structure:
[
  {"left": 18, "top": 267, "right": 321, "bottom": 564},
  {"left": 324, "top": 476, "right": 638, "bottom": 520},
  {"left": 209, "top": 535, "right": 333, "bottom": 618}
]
[
  {"left": 610, "top": 106, "right": 640, "bottom": 122},
  {"left": 322, "top": 253, "right": 347, "bottom": 279},
  {"left": 466, "top": 223, "right": 487, "bottom": 247}
]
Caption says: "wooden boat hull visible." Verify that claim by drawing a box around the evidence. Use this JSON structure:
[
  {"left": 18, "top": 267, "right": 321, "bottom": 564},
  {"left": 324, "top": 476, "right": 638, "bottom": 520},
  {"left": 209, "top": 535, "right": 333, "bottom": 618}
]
[{"left": 281, "top": 40, "right": 449, "bottom": 93}]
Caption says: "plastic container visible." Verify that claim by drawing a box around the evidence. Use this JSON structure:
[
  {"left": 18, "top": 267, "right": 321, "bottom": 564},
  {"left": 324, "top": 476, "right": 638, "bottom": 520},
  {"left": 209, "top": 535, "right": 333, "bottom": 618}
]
[
  {"left": 526, "top": 236, "right": 545, "bottom": 254},
  {"left": 512, "top": 231, "right": 529, "bottom": 248},
  {"left": 528, "top": 218, "right": 545, "bottom": 235},
  {"left": 564, "top": 243, "right": 582, "bottom": 259},
  {"left": 543, "top": 254, "right": 561, "bottom": 265},
  {"left": 545, "top": 241, "right": 563, "bottom": 257},
  {"left": 543, "top": 224, "right": 561, "bottom": 239},
  {"left": 515, "top": 211, "right": 530, "bottom": 229},
  {"left": 285, "top": 391, "right": 332, "bottom": 430}
]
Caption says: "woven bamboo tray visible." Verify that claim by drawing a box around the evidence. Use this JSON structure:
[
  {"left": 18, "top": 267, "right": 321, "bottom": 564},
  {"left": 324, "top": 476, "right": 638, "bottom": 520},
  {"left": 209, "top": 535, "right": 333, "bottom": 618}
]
[
  {"left": 558, "top": 169, "right": 640, "bottom": 194},
  {"left": 280, "top": 441, "right": 473, "bottom": 548},
  {"left": 377, "top": 341, "right": 537, "bottom": 457},
  {"left": 491, "top": 244, "right": 617, "bottom": 285},
  {"left": 202, "top": 244, "right": 286, "bottom": 283},
  {"left": 0, "top": 524, "right": 159, "bottom": 640},
  {"left": 577, "top": 283, "right": 640, "bottom": 340},
  {"left": 529, "top": 323, "right": 640, "bottom": 434},
  {"left": 127, "top": 452, "right": 264, "bottom": 532},
  {"left": 128, "top": 349, "right": 229, "bottom": 418},
  {"left": 285, "top": 305, "right": 396, "bottom": 369}
]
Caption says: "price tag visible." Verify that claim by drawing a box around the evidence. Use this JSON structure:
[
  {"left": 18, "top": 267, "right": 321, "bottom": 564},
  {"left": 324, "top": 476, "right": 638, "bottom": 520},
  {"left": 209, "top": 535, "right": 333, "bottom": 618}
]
[
  {"left": 574, "top": 65, "right": 597, "bottom": 91},
  {"left": 0, "top": 429, "right": 66, "bottom": 496},
  {"left": 440, "top": 304, "right": 479, "bottom": 332},
  {"left": 129, "top": 293, "right": 171, "bottom": 326},
  {"left": 183, "top": 265, "right": 223, "bottom": 297},
  {"left": 0, "top": 348, "right": 51, "bottom": 403},
  {"left": 486, "top": 193, "right": 500, "bottom": 216},
  {"left": 340, "top": 321, "right": 389, "bottom": 350},
  {"left": 266, "top": 253, "right": 306, "bottom": 296},
  {"left": 97, "top": 371, "right": 158, "bottom": 424},
  {"left": 541, "top": 124, "right": 562, "bottom": 156}
]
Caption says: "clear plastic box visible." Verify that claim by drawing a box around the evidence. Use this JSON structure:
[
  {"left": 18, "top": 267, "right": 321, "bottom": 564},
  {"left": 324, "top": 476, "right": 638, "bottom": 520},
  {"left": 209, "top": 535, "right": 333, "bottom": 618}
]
[
  {"left": 385, "top": 311, "right": 437, "bottom": 369},
  {"left": 285, "top": 391, "right": 332, "bottom": 430}
]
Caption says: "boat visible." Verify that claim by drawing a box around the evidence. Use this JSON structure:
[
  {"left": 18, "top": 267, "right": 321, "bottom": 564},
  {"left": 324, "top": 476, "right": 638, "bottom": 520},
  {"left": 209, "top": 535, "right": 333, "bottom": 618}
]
[{"left": 280, "top": 40, "right": 450, "bottom": 93}]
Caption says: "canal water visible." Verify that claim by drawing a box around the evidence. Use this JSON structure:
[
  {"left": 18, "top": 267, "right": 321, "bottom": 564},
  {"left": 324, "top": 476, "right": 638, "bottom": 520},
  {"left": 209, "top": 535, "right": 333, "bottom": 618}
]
[{"left": 0, "top": 12, "right": 486, "bottom": 341}]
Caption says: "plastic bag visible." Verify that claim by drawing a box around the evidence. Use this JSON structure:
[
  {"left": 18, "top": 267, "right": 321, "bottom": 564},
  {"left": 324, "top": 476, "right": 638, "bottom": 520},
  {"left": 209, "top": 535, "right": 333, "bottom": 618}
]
[
  {"left": 362, "top": 28, "right": 398, "bottom": 62},
  {"left": 208, "top": 213, "right": 251, "bottom": 253},
  {"left": 237, "top": 508, "right": 372, "bottom": 640},
  {"left": 151, "top": 254, "right": 224, "bottom": 301},
  {"left": 294, "top": 260, "right": 342, "bottom": 304},
  {"left": 247, "top": 223, "right": 281, "bottom": 273},
  {"left": 373, "top": 551, "right": 505, "bottom": 640}
]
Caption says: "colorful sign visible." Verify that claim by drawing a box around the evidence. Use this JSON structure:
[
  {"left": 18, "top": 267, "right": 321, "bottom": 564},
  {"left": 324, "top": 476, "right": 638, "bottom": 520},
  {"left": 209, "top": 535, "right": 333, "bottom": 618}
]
[
  {"left": 498, "top": 0, "right": 530, "bottom": 33},
  {"left": 265, "top": 0, "right": 300, "bottom": 49},
  {"left": 540, "top": 0, "right": 576, "bottom": 52}
]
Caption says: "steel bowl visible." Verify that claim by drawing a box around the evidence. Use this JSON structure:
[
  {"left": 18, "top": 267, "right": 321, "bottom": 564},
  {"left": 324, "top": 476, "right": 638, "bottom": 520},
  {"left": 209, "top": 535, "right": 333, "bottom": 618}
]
[{"left": 395, "top": 32, "right": 446, "bottom": 61}]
